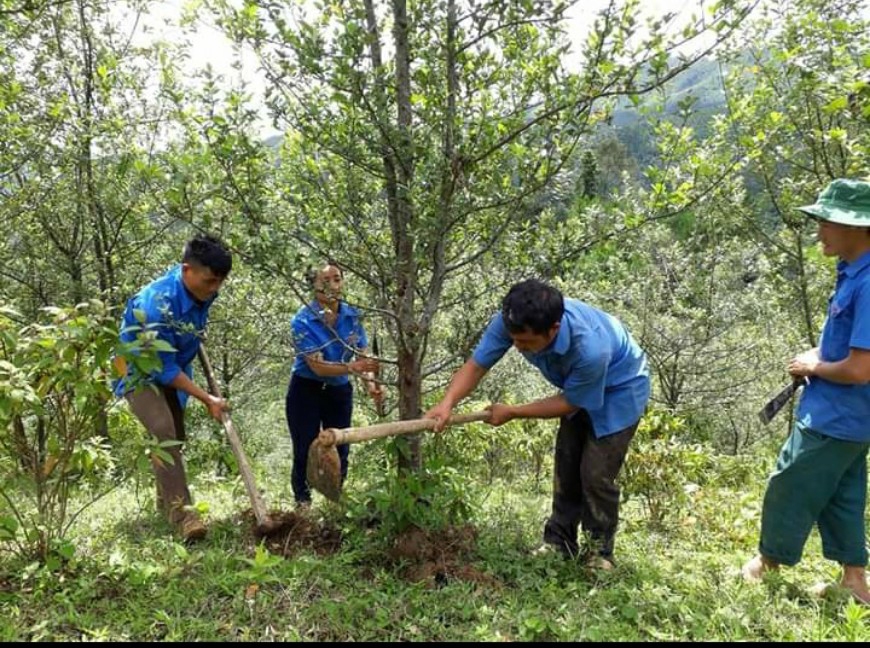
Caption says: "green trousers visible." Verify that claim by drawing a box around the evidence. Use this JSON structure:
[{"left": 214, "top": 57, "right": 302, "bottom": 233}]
[{"left": 759, "top": 425, "right": 869, "bottom": 567}]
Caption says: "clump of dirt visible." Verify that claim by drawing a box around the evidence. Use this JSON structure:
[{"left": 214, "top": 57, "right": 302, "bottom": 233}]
[
  {"left": 387, "top": 524, "right": 501, "bottom": 589},
  {"left": 240, "top": 509, "right": 343, "bottom": 558},
  {"left": 238, "top": 511, "right": 498, "bottom": 588}
]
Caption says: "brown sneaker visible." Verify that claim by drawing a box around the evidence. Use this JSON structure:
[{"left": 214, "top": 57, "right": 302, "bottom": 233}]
[{"left": 180, "top": 512, "right": 207, "bottom": 542}]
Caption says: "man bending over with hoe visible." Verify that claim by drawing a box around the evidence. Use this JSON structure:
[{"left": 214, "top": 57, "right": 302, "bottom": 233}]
[
  {"left": 114, "top": 234, "right": 232, "bottom": 542},
  {"left": 426, "top": 279, "right": 650, "bottom": 570}
]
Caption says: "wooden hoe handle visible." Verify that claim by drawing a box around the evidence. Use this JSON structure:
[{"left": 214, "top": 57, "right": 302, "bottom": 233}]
[
  {"left": 198, "top": 345, "right": 270, "bottom": 528},
  {"left": 322, "top": 410, "right": 490, "bottom": 446}
]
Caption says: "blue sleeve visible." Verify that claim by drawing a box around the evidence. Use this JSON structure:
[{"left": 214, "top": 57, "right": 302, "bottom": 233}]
[
  {"left": 471, "top": 314, "right": 512, "bottom": 369},
  {"left": 354, "top": 315, "right": 369, "bottom": 351},
  {"left": 562, "top": 342, "right": 611, "bottom": 411},
  {"left": 851, "top": 284, "right": 870, "bottom": 350},
  {"left": 292, "top": 313, "right": 321, "bottom": 357}
]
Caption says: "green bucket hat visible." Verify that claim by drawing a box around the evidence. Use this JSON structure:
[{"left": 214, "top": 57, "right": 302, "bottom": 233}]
[{"left": 797, "top": 178, "right": 870, "bottom": 228}]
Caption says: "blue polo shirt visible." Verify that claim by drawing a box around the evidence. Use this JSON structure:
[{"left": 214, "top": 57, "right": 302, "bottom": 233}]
[
  {"left": 114, "top": 264, "right": 216, "bottom": 408},
  {"left": 797, "top": 250, "right": 870, "bottom": 441},
  {"left": 291, "top": 301, "right": 368, "bottom": 386},
  {"left": 472, "top": 298, "right": 650, "bottom": 438}
]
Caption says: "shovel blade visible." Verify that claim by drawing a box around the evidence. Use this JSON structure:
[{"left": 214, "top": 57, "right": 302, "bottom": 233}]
[{"left": 307, "top": 437, "right": 343, "bottom": 502}]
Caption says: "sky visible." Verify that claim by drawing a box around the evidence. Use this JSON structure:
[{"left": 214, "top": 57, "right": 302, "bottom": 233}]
[{"left": 126, "top": 0, "right": 730, "bottom": 137}]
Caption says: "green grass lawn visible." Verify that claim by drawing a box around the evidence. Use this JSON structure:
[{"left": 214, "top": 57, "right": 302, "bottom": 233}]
[{"left": 1, "top": 454, "right": 869, "bottom": 641}]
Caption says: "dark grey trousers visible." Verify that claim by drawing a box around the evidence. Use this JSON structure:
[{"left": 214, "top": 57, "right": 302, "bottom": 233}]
[
  {"left": 543, "top": 410, "right": 637, "bottom": 559},
  {"left": 126, "top": 386, "right": 191, "bottom": 524}
]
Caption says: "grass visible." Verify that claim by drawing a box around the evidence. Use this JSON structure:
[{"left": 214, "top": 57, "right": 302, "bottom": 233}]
[{"left": 1, "top": 447, "right": 869, "bottom": 641}]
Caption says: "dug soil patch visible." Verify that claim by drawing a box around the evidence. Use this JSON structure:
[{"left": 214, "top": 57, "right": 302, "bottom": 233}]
[
  {"left": 241, "top": 509, "right": 343, "bottom": 558},
  {"left": 387, "top": 524, "right": 501, "bottom": 589}
]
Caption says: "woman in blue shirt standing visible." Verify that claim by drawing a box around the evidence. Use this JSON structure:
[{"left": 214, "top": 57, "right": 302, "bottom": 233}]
[
  {"left": 286, "top": 261, "right": 383, "bottom": 507},
  {"left": 742, "top": 179, "right": 870, "bottom": 604}
]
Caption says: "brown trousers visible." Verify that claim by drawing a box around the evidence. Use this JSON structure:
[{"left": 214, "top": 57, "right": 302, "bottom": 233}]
[{"left": 126, "top": 386, "right": 191, "bottom": 524}]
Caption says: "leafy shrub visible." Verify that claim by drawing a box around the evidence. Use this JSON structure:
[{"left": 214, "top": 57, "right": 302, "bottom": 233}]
[
  {"left": 344, "top": 456, "right": 476, "bottom": 539},
  {"left": 621, "top": 406, "right": 711, "bottom": 528},
  {"left": 0, "top": 302, "right": 151, "bottom": 561}
]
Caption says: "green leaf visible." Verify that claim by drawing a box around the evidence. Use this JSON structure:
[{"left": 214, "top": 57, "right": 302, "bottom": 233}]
[
  {"left": 0, "top": 514, "right": 18, "bottom": 540},
  {"left": 173, "top": 543, "right": 190, "bottom": 561},
  {"left": 55, "top": 540, "right": 75, "bottom": 560},
  {"left": 150, "top": 340, "right": 176, "bottom": 353},
  {"left": 824, "top": 96, "right": 848, "bottom": 113},
  {"left": 830, "top": 18, "right": 850, "bottom": 32},
  {"left": 151, "top": 446, "right": 176, "bottom": 467}
]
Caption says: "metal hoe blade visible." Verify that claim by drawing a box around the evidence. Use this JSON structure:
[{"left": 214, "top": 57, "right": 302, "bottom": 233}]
[{"left": 307, "top": 435, "right": 343, "bottom": 502}]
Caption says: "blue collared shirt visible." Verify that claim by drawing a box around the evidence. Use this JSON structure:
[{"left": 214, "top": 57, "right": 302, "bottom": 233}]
[
  {"left": 291, "top": 301, "right": 368, "bottom": 386},
  {"left": 797, "top": 250, "right": 870, "bottom": 441},
  {"left": 472, "top": 298, "right": 650, "bottom": 437},
  {"left": 114, "top": 264, "right": 216, "bottom": 408}
]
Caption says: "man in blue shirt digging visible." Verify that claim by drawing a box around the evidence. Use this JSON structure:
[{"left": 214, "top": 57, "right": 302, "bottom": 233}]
[
  {"left": 426, "top": 279, "right": 650, "bottom": 569},
  {"left": 742, "top": 179, "right": 870, "bottom": 604},
  {"left": 115, "top": 234, "right": 232, "bottom": 542}
]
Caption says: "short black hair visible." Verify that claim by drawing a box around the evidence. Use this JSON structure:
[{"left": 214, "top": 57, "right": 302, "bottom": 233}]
[
  {"left": 501, "top": 279, "right": 564, "bottom": 335},
  {"left": 182, "top": 234, "right": 232, "bottom": 277}
]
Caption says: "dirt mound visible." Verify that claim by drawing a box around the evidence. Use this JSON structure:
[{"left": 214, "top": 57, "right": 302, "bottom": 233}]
[
  {"left": 238, "top": 512, "right": 498, "bottom": 589},
  {"left": 240, "top": 509, "right": 343, "bottom": 558},
  {"left": 387, "top": 524, "right": 501, "bottom": 589}
]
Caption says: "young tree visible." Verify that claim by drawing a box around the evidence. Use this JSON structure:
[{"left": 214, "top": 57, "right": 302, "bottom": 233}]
[
  {"left": 711, "top": 0, "right": 870, "bottom": 343},
  {"left": 579, "top": 149, "right": 599, "bottom": 198},
  {"left": 209, "top": 0, "right": 756, "bottom": 470},
  {"left": 579, "top": 0, "right": 870, "bottom": 448},
  {"left": 0, "top": 0, "right": 193, "bottom": 313}
]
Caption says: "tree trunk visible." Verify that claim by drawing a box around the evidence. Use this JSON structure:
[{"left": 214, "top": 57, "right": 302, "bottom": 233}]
[
  {"left": 390, "top": 0, "right": 422, "bottom": 473},
  {"left": 794, "top": 230, "right": 817, "bottom": 347},
  {"left": 396, "top": 347, "right": 423, "bottom": 470}
]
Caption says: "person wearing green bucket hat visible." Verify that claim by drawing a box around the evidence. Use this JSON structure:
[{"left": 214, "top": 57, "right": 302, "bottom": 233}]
[
  {"left": 742, "top": 178, "right": 870, "bottom": 604},
  {"left": 795, "top": 178, "right": 870, "bottom": 228}
]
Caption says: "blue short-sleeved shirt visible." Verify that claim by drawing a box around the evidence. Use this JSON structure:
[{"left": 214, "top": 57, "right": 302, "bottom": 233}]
[
  {"left": 797, "top": 250, "right": 870, "bottom": 441},
  {"left": 472, "top": 298, "right": 650, "bottom": 438},
  {"left": 291, "top": 301, "right": 369, "bottom": 386},
  {"left": 114, "top": 264, "right": 216, "bottom": 408}
]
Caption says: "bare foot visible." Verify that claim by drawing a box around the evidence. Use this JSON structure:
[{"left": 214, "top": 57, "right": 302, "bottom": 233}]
[
  {"left": 741, "top": 554, "right": 778, "bottom": 583},
  {"left": 811, "top": 581, "right": 870, "bottom": 605},
  {"left": 844, "top": 586, "right": 870, "bottom": 605},
  {"left": 841, "top": 566, "right": 870, "bottom": 605},
  {"left": 586, "top": 555, "right": 615, "bottom": 572}
]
